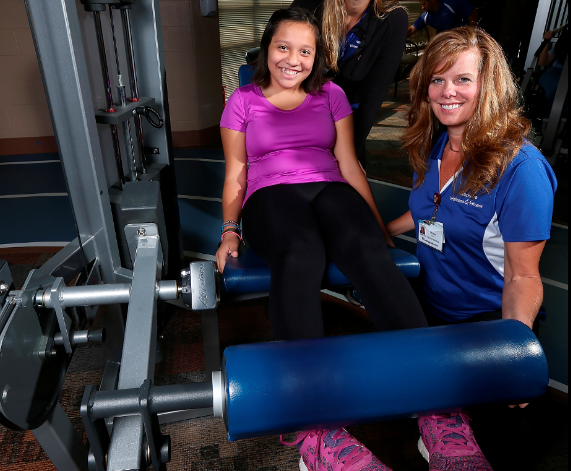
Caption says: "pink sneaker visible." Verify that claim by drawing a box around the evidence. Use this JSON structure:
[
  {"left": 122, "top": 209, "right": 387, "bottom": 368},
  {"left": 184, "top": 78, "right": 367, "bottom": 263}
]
[
  {"left": 418, "top": 413, "right": 493, "bottom": 470},
  {"left": 281, "top": 428, "right": 392, "bottom": 471}
]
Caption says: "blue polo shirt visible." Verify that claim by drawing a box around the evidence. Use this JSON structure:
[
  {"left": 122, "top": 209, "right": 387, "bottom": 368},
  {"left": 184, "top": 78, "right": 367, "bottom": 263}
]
[
  {"left": 413, "top": 0, "right": 475, "bottom": 33},
  {"left": 409, "top": 132, "right": 557, "bottom": 321}
]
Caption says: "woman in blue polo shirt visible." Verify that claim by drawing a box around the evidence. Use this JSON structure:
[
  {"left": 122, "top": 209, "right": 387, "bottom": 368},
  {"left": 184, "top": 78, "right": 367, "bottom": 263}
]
[{"left": 387, "top": 28, "right": 557, "bottom": 470}]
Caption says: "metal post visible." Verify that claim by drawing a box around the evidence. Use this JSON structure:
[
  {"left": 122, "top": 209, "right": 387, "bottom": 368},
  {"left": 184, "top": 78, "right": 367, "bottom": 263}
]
[
  {"left": 525, "top": 0, "right": 553, "bottom": 69},
  {"left": 106, "top": 225, "right": 161, "bottom": 471},
  {"left": 542, "top": 56, "right": 568, "bottom": 152},
  {"left": 201, "top": 309, "right": 222, "bottom": 375},
  {"left": 32, "top": 403, "right": 88, "bottom": 471},
  {"left": 127, "top": 0, "right": 171, "bottom": 166}
]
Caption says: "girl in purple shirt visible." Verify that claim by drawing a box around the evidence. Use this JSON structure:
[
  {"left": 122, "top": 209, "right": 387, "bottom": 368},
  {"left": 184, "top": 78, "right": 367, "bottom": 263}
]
[{"left": 217, "top": 9, "right": 427, "bottom": 470}]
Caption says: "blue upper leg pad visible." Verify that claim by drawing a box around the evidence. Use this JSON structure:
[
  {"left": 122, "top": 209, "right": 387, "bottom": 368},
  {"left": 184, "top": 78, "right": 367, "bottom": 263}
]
[
  {"left": 222, "top": 319, "right": 549, "bottom": 441},
  {"left": 221, "top": 246, "right": 420, "bottom": 295}
]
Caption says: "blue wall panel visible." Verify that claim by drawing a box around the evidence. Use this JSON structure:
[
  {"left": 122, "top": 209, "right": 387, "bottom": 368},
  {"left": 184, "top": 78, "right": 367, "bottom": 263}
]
[
  {"left": 178, "top": 198, "right": 222, "bottom": 256},
  {"left": 0, "top": 162, "right": 67, "bottom": 196},
  {"left": 174, "top": 160, "right": 225, "bottom": 200},
  {"left": 0, "top": 196, "right": 76, "bottom": 245}
]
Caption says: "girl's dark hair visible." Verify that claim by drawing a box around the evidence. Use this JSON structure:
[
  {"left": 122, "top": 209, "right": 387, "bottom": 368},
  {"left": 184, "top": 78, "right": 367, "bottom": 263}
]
[{"left": 253, "top": 8, "right": 326, "bottom": 94}]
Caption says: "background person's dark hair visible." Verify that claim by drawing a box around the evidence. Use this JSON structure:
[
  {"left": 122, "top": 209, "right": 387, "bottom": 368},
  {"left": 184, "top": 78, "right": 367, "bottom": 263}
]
[{"left": 253, "top": 8, "right": 326, "bottom": 94}]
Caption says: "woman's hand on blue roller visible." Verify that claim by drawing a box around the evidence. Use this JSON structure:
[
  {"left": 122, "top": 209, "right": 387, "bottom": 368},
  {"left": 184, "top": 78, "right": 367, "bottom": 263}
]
[
  {"left": 502, "top": 240, "right": 545, "bottom": 411},
  {"left": 216, "top": 234, "right": 241, "bottom": 273}
]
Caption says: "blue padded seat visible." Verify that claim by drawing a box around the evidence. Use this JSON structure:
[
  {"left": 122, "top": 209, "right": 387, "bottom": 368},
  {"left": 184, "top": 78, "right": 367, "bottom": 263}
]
[
  {"left": 221, "top": 246, "right": 420, "bottom": 296},
  {"left": 238, "top": 64, "right": 256, "bottom": 87}
]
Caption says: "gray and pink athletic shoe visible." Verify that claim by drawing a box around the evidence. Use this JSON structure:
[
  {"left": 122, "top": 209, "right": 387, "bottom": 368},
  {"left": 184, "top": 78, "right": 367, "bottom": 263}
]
[
  {"left": 418, "top": 413, "right": 493, "bottom": 470},
  {"left": 281, "top": 428, "right": 392, "bottom": 471}
]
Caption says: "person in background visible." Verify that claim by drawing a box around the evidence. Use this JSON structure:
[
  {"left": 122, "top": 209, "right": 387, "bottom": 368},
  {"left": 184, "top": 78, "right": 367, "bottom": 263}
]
[
  {"left": 406, "top": 0, "right": 477, "bottom": 37},
  {"left": 292, "top": 0, "right": 408, "bottom": 167},
  {"left": 387, "top": 27, "right": 557, "bottom": 470},
  {"left": 217, "top": 8, "right": 428, "bottom": 470}
]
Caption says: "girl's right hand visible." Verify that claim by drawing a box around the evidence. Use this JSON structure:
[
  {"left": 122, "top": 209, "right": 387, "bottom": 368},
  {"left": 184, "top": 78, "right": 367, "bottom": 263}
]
[{"left": 216, "top": 234, "right": 241, "bottom": 273}]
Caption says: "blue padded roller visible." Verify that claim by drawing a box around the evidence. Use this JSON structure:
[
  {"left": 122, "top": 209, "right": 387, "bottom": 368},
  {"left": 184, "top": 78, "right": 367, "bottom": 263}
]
[
  {"left": 222, "top": 246, "right": 420, "bottom": 296},
  {"left": 222, "top": 320, "right": 548, "bottom": 441}
]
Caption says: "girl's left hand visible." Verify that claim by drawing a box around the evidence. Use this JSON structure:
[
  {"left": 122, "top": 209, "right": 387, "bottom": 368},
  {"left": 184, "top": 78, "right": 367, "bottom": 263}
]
[{"left": 216, "top": 235, "right": 241, "bottom": 273}]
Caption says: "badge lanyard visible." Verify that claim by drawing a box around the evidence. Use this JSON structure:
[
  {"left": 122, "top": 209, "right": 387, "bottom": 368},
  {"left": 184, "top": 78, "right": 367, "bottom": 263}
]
[
  {"left": 417, "top": 158, "right": 454, "bottom": 253},
  {"left": 431, "top": 192, "right": 441, "bottom": 223},
  {"left": 418, "top": 193, "right": 445, "bottom": 252}
]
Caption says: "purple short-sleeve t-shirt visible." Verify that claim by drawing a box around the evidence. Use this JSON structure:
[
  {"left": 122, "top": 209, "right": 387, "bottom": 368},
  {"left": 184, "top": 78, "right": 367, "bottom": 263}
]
[{"left": 220, "top": 81, "right": 352, "bottom": 204}]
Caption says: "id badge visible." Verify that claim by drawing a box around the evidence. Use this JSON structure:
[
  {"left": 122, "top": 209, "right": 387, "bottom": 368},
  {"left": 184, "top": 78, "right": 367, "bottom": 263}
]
[{"left": 418, "top": 219, "right": 445, "bottom": 252}]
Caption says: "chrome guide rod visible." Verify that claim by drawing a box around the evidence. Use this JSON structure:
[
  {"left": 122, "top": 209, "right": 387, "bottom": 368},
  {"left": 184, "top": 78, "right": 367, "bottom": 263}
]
[
  {"left": 121, "top": 7, "right": 147, "bottom": 174},
  {"left": 93, "top": 10, "right": 125, "bottom": 188},
  {"left": 110, "top": 7, "right": 138, "bottom": 182}
]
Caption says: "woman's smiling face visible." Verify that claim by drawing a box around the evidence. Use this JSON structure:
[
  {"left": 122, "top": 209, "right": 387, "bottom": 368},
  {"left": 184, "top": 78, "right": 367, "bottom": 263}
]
[
  {"left": 428, "top": 49, "right": 482, "bottom": 134},
  {"left": 267, "top": 21, "right": 316, "bottom": 92}
]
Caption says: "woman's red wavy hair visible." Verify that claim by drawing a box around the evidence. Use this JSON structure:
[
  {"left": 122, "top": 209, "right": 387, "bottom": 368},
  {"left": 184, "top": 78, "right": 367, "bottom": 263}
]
[{"left": 402, "top": 27, "right": 531, "bottom": 196}]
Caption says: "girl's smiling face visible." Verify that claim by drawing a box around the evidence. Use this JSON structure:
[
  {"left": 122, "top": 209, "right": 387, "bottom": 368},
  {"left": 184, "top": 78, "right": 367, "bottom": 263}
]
[
  {"left": 428, "top": 49, "right": 482, "bottom": 134},
  {"left": 266, "top": 21, "right": 316, "bottom": 92}
]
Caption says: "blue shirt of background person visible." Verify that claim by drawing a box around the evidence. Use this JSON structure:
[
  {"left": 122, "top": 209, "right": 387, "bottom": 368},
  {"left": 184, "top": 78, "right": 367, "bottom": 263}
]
[{"left": 407, "top": 0, "right": 477, "bottom": 37}]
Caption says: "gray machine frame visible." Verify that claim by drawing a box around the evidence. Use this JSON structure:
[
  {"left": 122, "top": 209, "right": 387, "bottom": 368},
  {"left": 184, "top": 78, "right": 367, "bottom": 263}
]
[{"left": 18, "top": 1, "right": 188, "bottom": 469}]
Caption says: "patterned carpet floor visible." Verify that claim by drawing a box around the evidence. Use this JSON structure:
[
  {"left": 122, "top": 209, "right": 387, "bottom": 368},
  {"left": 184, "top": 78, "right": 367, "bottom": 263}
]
[{"left": 0, "top": 249, "right": 568, "bottom": 471}]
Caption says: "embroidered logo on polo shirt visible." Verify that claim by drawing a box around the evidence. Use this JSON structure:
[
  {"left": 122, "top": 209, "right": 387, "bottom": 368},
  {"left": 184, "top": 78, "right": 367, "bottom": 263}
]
[{"left": 450, "top": 192, "right": 483, "bottom": 208}]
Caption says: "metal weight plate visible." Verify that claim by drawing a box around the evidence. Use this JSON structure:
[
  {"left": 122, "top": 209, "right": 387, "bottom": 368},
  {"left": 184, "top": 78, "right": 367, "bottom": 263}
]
[{"left": 0, "top": 270, "right": 69, "bottom": 430}]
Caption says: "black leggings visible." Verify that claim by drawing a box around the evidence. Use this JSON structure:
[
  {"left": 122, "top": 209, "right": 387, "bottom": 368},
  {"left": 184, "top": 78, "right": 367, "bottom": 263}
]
[{"left": 242, "top": 182, "right": 428, "bottom": 340}]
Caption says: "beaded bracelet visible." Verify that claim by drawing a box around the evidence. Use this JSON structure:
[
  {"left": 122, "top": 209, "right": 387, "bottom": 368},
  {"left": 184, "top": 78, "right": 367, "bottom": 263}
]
[{"left": 221, "top": 220, "right": 240, "bottom": 232}]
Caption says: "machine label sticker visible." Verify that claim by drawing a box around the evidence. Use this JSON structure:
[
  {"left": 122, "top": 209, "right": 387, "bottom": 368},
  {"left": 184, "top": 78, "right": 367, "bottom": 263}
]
[{"left": 199, "top": 263, "right": 208, "bottom": 308}]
